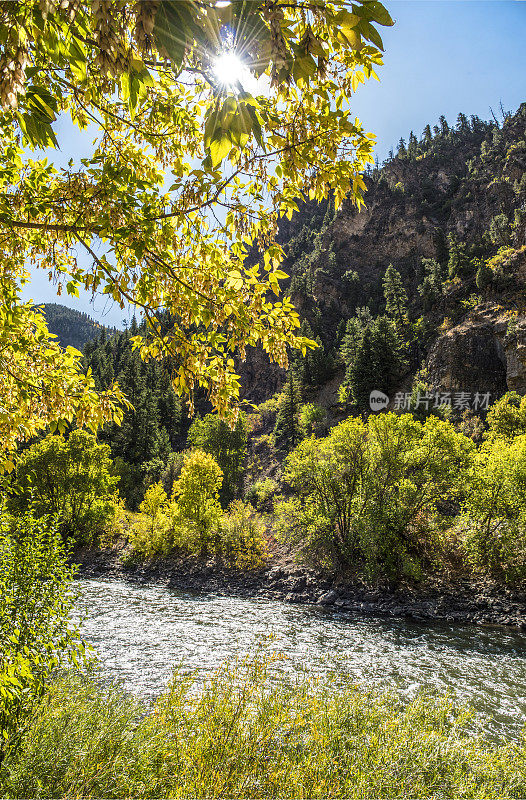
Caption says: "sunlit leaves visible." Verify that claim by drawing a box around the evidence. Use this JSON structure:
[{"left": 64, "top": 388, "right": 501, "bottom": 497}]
[
  {"left": 153, "top": 1, "right": 196, "bottom": 69},
  {"left": 0, "top": 278, "right": 128, "bottom": 470},
  {"left": 0, "top": 0, "right": 392, "bottom": 454}
]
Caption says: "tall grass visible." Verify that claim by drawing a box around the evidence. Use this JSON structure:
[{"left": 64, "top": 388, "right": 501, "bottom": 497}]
[{"left": 2, "top": 656, "right": 526, "bottom": 798}]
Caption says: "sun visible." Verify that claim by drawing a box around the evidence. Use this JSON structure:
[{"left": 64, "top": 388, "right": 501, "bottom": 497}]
[{"left": 213, "top": 50, "right": 248, "bottom": 90}]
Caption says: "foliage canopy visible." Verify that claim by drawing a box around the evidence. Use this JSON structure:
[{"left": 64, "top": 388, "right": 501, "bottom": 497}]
[
  {"left": 0, "top": 0, "right": 392, "bottom": 466},
  {"left": 276, "top": 412, "right": 473, "bottom": 577},
  {"left": 7, "top": 430, "right": 118, "bottom": 543}
]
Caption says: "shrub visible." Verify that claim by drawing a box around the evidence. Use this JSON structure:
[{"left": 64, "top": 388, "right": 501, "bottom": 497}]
[
  {"left": 299, "top": 403, "right": 327, "bottom": 436},
  {"left": 220, "top": 501, "right": 268, "bottom": 569},
  {"left": 256, "top": 395, "right": 282, "bottom": 422},
  {"left": 160, "top": 451, "right": 184, "bottom": 497},
  {"left": 485, "top": 391, "right": 526, "bottom": 441},
  {"left": 129, "top": 482, "right": 172, "bottom": 558},
  {"left": 246, "top": 477, "right": 278, "bottom": 511},
  {"left": 99, "top": 496, "right": 129, "bottom": 549},
  {"left": 276, "top": 414, "right": 473, "bottom": 578},
  {"left": 8, "top": 431, "right": 118, "bottom": 544},
  {"left": 461, "top": 435, "right": 526, "bottom": 581},
  {"left": 455, "top": 410, "right": 485, "bottom": 443},
  {"left": 4, "top": 662, "right": 526, "bottom": 798},
  {"left": 0, "top": 512, "right": 85, "bottom": 766},
  {"left": 476, "top": 262, "right": 493, "bottom": 291},
  {"left": 171, "top": 450, "right": 223, "bottom": 555}
]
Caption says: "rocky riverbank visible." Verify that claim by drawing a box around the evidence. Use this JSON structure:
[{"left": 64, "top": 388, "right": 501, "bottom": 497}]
[{"left": 75, "top": 546, "right": 526, "bottom": 630}]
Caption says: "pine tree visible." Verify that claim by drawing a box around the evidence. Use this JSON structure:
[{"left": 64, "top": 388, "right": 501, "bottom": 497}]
[
  {"left": 447, "top": 234, "right": 462, "bottom": 278},
  {"left": 447, "top": 235, "right": 476, "bottom": 279},
  {"left": 83, "top": 325, "right": 184, "bottom": 507},
  {"left": 397, "top": 137, "right": 407, "bottom": 158},
  {"left": 407, "top": 130, "right": 418, "bottom": 158},
  {"left": 188, "top": 412, "right": 248, "bottom": 506},
  {"left": 274, "top": 372, "right": 303, "bottom": 453},
  {"left": 340, "top": 307, "right": 374, "bottom": 376},
  {"left": 336, "top": 319, "right": 347, "bottom": 345},
  {"left": 456, "top": 112, "right": 469, "bottom": 133},
  {"left": 349, "top": 317, "right": 407, "bottom": 408},
  {"left": 439, "top": 115, "right": 449, "bottom": 135},
  {"left": 371, "top": 316, "right": 408, "bottom": 392},
  {"left": 489, "top": 214, "right": 511, "bottom": 247},
  {"left": 422, "top": 124, "right": 432, "bottom": 143},
  {"left": 383, "top": 265, "right": 408, "bottom": 329},
  {"left": 418, "top": 258, "right": 445, "bottom": 311},
  {"left": 349, "top": 327, "right": 377, "bottom": 408}
]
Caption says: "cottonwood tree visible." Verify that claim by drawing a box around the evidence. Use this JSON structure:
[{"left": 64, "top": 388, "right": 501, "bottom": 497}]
[{"left": 0, "top": 0, "right": 393, "bottom": 468}]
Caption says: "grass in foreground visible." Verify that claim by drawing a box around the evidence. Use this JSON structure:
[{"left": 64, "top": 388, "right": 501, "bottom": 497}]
[{"left": 2, "top": 656, "right": 525, "bottom": 799}]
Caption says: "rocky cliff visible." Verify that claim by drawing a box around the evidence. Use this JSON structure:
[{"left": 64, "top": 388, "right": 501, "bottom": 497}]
[{"left": 241, "top": 102, "right": 526, "bottom": 405}]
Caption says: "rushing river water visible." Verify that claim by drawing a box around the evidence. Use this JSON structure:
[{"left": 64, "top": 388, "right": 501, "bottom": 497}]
[{"left": 76, "top": 577, "right": 526, "bottom": 741}]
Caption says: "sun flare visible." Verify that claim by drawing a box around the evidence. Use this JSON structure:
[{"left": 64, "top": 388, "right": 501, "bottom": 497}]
[{"left": 213, "top": 51, "right": 247, "bottom": 89}]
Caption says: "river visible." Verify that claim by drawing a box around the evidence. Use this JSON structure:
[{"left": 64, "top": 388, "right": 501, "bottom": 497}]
[{"left": 76, "top": 577, "right": 526, "bottom": 741}]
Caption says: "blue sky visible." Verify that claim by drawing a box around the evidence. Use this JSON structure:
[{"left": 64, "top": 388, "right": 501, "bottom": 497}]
[
  {"left": 353, "top": 0, "right": 526, "bottom": 161},
  {"left": 24, "top": 0, "right": 526, "bottom": 327}
]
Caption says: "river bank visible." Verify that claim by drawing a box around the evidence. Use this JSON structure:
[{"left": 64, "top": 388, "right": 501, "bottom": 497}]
[{"left": 75, "top": 545, "right": 526, "bottom": 629}]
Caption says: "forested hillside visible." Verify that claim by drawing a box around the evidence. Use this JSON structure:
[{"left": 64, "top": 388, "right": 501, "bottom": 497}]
[
  {"left": 240, "top": 102, "right": 526, "bottom": 407},
  {"left": 42, "top": 304, "right": 114, "bottom": 351},
  {"left": 83, "top": 321, "right": 185, "bottom": 508},
  {"left": 54, "top": 103, "right": 525, "bottom": 588}
]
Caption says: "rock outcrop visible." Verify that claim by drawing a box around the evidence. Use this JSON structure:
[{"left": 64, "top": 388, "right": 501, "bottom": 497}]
[
  {"left": 240, "top": 103, "right": 526, "bottom": 405},
  {"left": 427, "top": 305, "right": 526, "bottom": 397}
]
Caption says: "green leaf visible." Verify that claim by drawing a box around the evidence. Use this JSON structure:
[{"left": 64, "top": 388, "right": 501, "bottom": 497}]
[
  {"left": 293, "top": 54, "right": 317, "bottom": 83},
  {"left": 153, "top": 1, "right": 194, "bottom": 69},
  {"left": 357, "top": 20, "right": 384, "bottom": 50},
  {"left": 209, "top": 134, "right": 232, "bottom": 167},
  {"left": 246, "top": 105, "right": 264, "bottom": 149},
  {"left": 66, "top": 281, "right": 79, "bottom": 298},
  {"left": 359, "top": 1, "right": 395, "bottom": 27}
]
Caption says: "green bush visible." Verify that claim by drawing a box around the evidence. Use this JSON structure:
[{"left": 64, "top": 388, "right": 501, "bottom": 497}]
[
  {"left": 127, "top": 473, "right": 268, "bottom": 569},
  {"left": 485, "top": 391, "right": 526, "bottom": 441},
  {"left": 276, "top": 413, "right": 473, "bottom": 578},
  {"left": 4, "top": 661, "right": 526, "bottom": 798},
  {"left": 461, "top": 434, "right": 526, "bottom": 581},
  {"left": 246, "top": 477, "right": 279, "bottom": 511},
  {"left": 171, "top": 450, "right": 223, "bottom": 555},
  {"left": 8, "top": 430, "right": 118, "bottom": 544},
  {"left": 299, "top": 403, "right": 327, "bottom": 436},
  {"left": 129, "top": 482, "right": 173, "bottom": 558},
  {"left": 220, "top": 501, "right": 268, "bottom": 569},
  {"left": 127, "top": 450, "right": 224, "bottom": 559},
  {"left": 0, "top": 512, "right": 85, "bottom": 766}
]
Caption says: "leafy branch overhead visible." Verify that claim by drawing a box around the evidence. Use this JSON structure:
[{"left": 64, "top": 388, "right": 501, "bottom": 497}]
[{"left": 0, "top": 0, "right": 393, "bottom": 460}]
